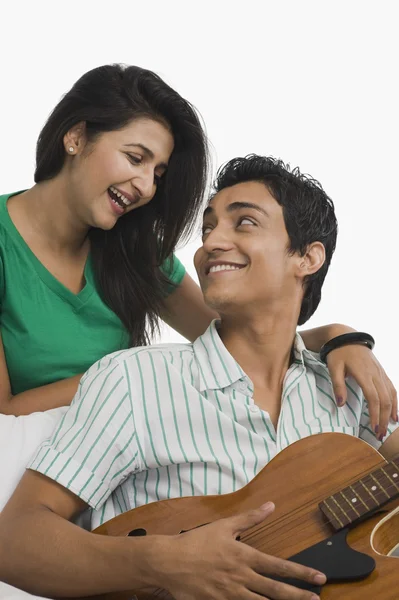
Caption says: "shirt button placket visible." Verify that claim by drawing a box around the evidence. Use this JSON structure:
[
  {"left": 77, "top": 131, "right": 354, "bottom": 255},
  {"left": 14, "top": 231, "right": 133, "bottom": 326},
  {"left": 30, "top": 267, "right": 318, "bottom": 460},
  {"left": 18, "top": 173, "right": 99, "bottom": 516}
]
[{"left": 238, "top": 380, "right": 247, "bottom": 392}]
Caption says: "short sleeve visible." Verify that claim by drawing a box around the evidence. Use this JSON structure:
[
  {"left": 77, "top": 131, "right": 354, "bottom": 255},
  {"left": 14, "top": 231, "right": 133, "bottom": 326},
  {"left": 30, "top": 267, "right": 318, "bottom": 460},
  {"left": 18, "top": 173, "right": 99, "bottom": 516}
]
[
  {"left": 28, "top": 354, "right": 141, "bottom": 510},
  {"left": 0, "top": 252, "right": 4, "bottom": 308},
  {"left": 160, "top": 254, "right": 186, "bottom": 290},
  {"left": 359, "top": 399, "right": 399, "bottom": 450}
]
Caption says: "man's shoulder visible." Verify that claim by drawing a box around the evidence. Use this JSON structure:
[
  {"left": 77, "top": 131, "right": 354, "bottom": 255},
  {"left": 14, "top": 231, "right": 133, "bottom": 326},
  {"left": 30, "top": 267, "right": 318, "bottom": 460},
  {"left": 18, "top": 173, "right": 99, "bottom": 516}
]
[
  {"left": 108, "top": 342, "right": 195, "bottom": 369},
  {"left": 79, "top": 342, "right": 197, "bottom": 402},
  {"left": 302, "top": 355, "right": 364, "bottom": 406}
]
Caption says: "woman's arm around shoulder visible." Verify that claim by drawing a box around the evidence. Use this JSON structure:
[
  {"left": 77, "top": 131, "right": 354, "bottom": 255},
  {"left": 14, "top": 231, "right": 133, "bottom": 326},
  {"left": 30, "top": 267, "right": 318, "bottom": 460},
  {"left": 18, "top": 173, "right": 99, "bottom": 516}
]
[{"left": 161, "top": 272, "right": 217, "bottom": 342}]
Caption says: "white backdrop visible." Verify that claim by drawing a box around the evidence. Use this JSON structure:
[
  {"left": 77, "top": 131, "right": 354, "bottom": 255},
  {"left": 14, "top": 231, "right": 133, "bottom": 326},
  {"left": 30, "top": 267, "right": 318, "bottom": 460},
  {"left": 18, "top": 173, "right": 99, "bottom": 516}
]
[{"left": 1, "top": 0, "right": 398, "bottom": 388}]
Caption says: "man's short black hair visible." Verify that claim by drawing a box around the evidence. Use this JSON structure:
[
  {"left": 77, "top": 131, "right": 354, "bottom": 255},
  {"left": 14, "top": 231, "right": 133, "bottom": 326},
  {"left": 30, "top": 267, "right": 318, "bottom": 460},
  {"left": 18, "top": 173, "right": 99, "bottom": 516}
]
[{"left": 211, "top": 155, "right": 338, "bottom": 324}]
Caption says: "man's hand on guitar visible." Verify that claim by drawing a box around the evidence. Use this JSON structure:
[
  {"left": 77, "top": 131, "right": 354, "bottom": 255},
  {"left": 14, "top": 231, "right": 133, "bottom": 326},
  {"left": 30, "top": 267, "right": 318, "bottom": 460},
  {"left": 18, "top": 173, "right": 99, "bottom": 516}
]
[{"left": 148, "top": 502, "right": 326, "bottom": 599}]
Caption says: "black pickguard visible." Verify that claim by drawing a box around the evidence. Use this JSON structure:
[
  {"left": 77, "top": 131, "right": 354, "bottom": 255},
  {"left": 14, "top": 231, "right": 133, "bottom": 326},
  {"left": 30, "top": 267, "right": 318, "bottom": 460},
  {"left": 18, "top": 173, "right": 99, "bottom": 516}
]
[
  {"left": 128, "top": 525, "right": 376, "bottom": 596},
  {"left": 269, "top": 528, "right": 375, "bottom": 594}
]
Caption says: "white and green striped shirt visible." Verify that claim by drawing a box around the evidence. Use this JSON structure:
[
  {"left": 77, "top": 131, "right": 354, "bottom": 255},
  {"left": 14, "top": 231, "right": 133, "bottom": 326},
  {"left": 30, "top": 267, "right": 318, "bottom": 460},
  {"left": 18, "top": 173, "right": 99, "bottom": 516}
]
[{"left": 29, "top": 321, "right": 398, "bottom": 530}]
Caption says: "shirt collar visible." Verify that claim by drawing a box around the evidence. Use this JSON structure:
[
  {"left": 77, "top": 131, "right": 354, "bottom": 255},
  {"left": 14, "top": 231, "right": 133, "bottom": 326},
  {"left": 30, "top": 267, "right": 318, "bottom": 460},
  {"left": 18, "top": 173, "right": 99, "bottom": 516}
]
[
  {"left": 193, "top": 323, "right": 327, "bottom": 392},
  {"left": 293, "top": 333, "right": 327, "bottom": 370},
  {"left": 193, "top": 320, "right": 247, "bottom": 391}
]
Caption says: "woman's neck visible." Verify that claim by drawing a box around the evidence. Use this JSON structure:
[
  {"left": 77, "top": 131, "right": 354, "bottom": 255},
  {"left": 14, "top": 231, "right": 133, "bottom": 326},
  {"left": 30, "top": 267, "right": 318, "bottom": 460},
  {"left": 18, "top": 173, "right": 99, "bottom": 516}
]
[{"left": 12, "top": 178, "right": 89, "bottom": 255}]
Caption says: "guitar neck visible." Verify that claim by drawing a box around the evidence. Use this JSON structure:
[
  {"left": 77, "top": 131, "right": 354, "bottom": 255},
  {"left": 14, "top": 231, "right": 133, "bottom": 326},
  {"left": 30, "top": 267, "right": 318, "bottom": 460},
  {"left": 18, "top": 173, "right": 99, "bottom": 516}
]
[{"left": 319, "top": 455, "right": 399, "bottom": 530}]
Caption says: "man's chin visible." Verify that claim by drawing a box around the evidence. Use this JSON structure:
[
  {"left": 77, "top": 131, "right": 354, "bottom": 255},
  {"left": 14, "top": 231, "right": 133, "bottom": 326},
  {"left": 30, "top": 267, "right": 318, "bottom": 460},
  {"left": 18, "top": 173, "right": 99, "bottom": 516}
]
[{"left": 204, "top": 293, "right": 236, "bottom": 313}]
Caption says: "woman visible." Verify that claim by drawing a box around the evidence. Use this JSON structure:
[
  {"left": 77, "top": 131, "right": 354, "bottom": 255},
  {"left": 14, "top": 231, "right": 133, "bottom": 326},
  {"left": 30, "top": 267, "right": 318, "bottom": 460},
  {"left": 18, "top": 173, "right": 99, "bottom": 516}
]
[{"left": 0, "top": 64, "right": 396, "bottom": 432}]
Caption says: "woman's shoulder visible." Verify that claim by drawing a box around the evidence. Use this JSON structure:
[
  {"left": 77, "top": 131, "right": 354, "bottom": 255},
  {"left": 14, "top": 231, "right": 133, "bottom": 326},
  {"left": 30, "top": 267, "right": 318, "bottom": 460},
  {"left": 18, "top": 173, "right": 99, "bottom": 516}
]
[
  {"left": 0, "top": 191, "right": 16, "bottom": 208},
  {"left": 0, "top": 194, "right": 13, "bottom": 253},
  {"left": 0, "top": 194, "right": 10, "bottom": 295},
  {"left": 0, "top": 193, "right": 11, "bottom": 243},
  {"left": 0, "top": 191, "right": 26, "bottom": 248}
]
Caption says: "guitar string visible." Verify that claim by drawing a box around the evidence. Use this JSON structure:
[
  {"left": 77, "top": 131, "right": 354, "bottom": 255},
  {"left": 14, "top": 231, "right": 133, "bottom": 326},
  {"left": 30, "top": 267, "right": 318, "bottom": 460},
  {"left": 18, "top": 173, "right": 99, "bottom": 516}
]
[
  {"left": 145, "top": 485, "right": 399, "bottom": 600},
  {"left": 244, "top": 463, "right": 399, "bottom": 538},
  {"left": 126, "top": 468, "right": 399, "bottom": 549},
  {"left": 238, "top": 483, "right": 399, "bottom": 563},
  {"left": 239, "top": 500, "right": 398, "bottom": 579},
  {"left": 239, "top": 468, "right": 399, "bottom": 544},
  {"left": 133, "top": 469, "right": 399, "bottom": 600}
]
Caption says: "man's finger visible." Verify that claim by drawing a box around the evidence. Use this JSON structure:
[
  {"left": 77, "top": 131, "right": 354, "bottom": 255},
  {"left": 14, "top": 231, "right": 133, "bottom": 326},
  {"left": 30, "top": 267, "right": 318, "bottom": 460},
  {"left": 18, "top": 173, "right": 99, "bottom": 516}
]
[
  {"left": 225, "top": 502, "right": 276, "bottom": 537},
  {"left": 254, "top": 552, "right": 326, "bottom": 588},
  {"left": 250, "top": 571, "right": 322, "bottom": 599}
]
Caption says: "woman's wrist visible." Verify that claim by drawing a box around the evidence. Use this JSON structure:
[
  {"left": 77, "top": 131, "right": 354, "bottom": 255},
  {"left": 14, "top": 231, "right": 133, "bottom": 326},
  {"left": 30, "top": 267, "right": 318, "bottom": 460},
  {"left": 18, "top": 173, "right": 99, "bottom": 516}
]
[
  {"left": 300, "top": 323, "right": 356, "bottom": 353},
  {"left": 320, "top": 332, "right": 375, "bottom": 364},
  {"left": 325, "top": 323, "right": 357, "bottom": 340}
]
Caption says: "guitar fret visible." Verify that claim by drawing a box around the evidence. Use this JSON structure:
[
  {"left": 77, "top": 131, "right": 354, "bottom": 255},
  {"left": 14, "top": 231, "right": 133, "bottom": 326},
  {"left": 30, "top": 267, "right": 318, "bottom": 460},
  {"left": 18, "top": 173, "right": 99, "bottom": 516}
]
[
  {"left": 391, "top": 461, "right": 399, "bottom": 484},
  {"left": 358, "top": 478, "right": 379, "bottom": 506},
  {"left": 362, "top": 473, "right": 389, "bottom": 502},
  {"left": 321, "top": 497, "right": 345, "bottom": 529},
  {"left": 349, "top": 483, "right": 370, "bottom": 511},
  {"left": 329, "top": 493, "right": 351, "bottom": 524},
  {"left": 370, "top": 473, "right": 390, "bottom": 499},
  {"left": 382, "top": 466, "right": 399, "bottom": 491},
  {"left": 320, "top": 456, "right": 399, "bottom": 531},
  {"left": 389, "top": 463, "right": 399, "bottom": 480},
  {"left": 340, "top": 490, "right": 361, "bottom": 517}
]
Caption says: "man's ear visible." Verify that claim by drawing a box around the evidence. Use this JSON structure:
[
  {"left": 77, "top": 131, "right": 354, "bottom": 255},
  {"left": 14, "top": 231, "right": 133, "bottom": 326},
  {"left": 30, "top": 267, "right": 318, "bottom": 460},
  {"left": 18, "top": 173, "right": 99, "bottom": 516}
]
[
  {"left": 63, "top": 122, "right": 87, "bottom": 155},
  {"left": 297, "top": 242, "right": 325, "bottom": 279}
]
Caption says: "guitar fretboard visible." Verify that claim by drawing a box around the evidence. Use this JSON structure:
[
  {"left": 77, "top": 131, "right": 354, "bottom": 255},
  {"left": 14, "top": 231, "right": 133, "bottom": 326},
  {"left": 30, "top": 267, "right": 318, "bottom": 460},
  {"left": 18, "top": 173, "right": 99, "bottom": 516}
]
[{"left": 319, "top": 456, "right": 399, "bottom": 530}]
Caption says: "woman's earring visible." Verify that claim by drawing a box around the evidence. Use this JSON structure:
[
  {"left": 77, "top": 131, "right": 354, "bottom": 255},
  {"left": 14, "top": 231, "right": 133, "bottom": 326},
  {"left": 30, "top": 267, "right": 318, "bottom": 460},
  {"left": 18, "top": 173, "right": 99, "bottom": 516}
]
[{"left": 68, "top": 146, "right": 75, "bottom": 153}]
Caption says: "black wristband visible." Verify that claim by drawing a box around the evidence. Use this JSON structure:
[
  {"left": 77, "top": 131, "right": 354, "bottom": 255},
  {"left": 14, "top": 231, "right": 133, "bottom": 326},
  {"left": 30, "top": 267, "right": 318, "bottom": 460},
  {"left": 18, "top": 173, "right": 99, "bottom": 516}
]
[{"left": 319, "top": 332, "right": 375, "bottom": 364}]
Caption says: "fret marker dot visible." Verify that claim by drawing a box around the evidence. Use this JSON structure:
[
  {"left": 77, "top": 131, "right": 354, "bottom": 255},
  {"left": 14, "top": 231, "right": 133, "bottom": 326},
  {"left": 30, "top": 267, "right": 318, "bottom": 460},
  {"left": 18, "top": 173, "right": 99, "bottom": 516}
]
[
  {"left": 351, "top": 498, "right": 357, "bottom": 503},
  {"left": 371, "top": 486, "right": 377, "bottom": 491},
  {"left": 393, "top": 474, "right": 398, "bottom": 479}
]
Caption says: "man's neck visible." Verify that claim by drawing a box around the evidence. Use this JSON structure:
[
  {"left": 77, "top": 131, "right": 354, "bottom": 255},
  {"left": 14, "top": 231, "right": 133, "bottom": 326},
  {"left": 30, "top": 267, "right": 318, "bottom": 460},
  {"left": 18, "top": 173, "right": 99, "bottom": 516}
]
[{"left": 218, "top": 309, "right": 299, "bottom": 420}]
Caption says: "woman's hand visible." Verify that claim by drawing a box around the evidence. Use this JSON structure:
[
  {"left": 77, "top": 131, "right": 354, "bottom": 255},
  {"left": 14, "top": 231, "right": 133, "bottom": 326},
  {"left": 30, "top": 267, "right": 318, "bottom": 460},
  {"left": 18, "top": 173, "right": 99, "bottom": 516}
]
[{"left": 326, "top": 345, "right": 398, "bottom": 438}]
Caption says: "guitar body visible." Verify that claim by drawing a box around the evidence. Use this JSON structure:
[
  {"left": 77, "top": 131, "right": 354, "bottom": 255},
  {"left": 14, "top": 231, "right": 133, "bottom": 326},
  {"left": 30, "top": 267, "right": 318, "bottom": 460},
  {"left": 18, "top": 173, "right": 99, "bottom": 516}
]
[{"left": 94, "top": 433, "right": 399, "bottom": 599}]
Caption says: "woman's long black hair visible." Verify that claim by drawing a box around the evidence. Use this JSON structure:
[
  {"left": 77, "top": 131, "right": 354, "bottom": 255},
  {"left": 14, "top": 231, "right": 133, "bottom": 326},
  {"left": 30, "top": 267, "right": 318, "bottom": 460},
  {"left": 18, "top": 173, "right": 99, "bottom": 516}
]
[{"left": 35, "top": 64, "right": 209, "bottom": 346}]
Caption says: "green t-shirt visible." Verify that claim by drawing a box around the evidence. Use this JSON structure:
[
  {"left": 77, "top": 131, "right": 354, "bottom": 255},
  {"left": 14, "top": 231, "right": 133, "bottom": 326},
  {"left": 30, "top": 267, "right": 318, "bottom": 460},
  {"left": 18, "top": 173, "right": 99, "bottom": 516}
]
[{"left": 0, "top": 192, "right": 186, "bottom": 394}]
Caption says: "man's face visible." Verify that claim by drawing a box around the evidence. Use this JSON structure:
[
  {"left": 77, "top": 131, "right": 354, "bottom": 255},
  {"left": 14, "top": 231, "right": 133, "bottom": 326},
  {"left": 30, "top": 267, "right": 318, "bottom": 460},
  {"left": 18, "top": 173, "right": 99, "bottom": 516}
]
[{"left": 194, "top": 181, "right": 300, "bottom": 315}]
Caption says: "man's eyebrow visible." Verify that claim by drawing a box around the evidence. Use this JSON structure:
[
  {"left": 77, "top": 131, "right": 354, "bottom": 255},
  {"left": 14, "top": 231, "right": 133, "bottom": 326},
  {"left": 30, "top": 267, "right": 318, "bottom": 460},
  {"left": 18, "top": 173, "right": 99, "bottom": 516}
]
[
  {"left": 203, "top": 201, "right": 269, "bottom": 219},
  {"left": 123, "top": 143, "right": 168, "bottom": 170}
]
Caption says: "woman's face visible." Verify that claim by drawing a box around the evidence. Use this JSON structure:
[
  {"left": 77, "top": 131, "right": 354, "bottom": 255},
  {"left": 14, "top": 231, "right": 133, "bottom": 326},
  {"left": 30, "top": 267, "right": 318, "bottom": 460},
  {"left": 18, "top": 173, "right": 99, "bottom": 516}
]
[{"left": 64, "top": 117, "right": 174, "bottom": 230}]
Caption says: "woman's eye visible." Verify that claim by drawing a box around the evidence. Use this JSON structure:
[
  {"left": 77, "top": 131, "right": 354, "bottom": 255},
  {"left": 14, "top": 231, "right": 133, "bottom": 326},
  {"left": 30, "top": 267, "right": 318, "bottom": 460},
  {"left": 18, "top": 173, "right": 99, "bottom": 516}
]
[
  {"left": 127, "top": 154, "right": 142, "bottom": 165},
  {"left": 202, "top": 226, "right": 212, "bottom": 236}
]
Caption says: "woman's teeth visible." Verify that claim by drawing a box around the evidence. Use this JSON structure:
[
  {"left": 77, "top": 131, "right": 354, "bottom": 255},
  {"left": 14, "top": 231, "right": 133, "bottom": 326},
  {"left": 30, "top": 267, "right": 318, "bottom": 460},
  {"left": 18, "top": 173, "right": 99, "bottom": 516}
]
[{"left": 109, "top": 186, "right": 132, "bottom": 207}]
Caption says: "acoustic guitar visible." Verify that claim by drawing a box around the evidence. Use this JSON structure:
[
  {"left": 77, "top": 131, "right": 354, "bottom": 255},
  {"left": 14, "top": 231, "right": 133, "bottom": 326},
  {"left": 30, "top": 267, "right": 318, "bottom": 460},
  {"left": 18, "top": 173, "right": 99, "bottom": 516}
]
[{"left": 92, "top": 432, "right": 399, "bottom": 599}]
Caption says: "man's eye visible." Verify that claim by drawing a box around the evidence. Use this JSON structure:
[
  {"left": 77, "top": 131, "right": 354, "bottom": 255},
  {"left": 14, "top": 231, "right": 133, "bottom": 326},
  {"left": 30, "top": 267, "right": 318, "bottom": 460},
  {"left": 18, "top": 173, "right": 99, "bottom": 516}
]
[
  {"left": 202, "top": 226, "right": 212, "bottom": 236},
  {"left": 239, "top": 218, "right": 255, "bottom": 226}
]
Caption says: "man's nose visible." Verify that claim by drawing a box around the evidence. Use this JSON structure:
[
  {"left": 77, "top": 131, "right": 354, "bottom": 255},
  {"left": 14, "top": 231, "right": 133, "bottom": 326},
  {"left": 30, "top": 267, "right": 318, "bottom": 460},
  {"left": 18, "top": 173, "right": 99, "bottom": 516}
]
[{"left": 202, "top": 226, "right": 234, "bottom": 253}]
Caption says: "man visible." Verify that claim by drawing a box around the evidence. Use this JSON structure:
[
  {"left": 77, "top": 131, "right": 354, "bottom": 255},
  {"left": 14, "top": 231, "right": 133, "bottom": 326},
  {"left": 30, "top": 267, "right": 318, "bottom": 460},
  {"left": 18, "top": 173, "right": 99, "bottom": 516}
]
[{"left": 0, "top": 155, "right": 398, "bottom": 600}]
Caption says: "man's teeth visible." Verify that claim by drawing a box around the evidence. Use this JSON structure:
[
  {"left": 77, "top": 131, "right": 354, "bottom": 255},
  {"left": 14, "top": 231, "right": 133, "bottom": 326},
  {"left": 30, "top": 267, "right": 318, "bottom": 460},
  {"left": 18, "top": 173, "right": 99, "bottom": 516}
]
[
  {"left": 209, "top": 264, "right": 243, "bottom": 273},
  {"left": 109, "top": 186, "right": 132, "bottom": 207}
]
